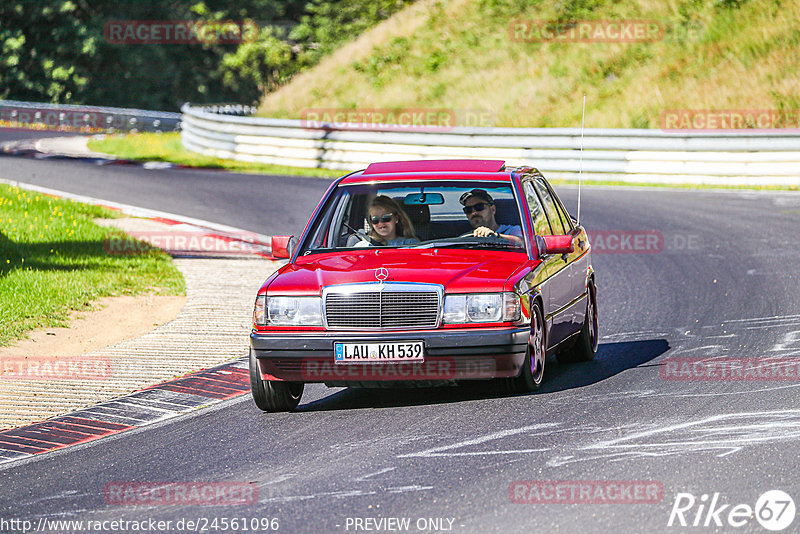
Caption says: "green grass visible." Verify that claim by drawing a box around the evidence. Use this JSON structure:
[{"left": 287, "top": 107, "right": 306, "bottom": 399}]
[
  {"left": 0, "top": 184, "right": 185, "bottom": 346},
  {"left": 259, "top": 0, "right": 800, "bottom": 129},
  {"left": 88, "top": 133, "right": 342, "bottom": 179}
]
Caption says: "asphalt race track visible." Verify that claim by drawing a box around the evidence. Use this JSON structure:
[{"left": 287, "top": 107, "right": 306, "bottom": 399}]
[
  {"left": 2, "top": 151, "right": 800, "bottom": 533},
  {"left": 0, "top": 128, "right": 82, "bottom": 144}
]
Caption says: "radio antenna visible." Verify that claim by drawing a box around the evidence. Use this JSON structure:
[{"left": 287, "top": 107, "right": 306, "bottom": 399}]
[{"left": 577, "top": 93, "right": 586, "bottom": 224}]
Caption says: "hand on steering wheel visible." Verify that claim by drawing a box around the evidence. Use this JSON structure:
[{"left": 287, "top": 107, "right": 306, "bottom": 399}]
[
  {"left": 461, "top": 226, "right": 500, "bottom": 238},
  {"left": 343, "top": 222, "right": 381, "bottom": 246}
]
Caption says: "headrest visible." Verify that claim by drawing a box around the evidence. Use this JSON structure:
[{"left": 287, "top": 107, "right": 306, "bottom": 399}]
[{"left": 492, "top": 198, "right": 520, "bottom": 226}]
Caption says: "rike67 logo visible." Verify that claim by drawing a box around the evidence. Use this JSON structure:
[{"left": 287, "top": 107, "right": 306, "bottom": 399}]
[{"left": 668, "top": 490, "right": 795, "bottom": 531}]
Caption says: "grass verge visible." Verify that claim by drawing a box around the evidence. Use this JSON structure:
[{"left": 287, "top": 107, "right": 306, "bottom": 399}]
[
  {"left": 0, "top": 184, "right": 185, "bottom": 346},
  {"left": 88, "top": 133, "right": 342, "bottom": 179},
  {"left": 259, "top": 0, "right": 800, "bottom": 129}
]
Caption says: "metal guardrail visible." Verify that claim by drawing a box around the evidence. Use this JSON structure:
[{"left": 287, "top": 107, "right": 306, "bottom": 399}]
[
  {"left": 0, "top": 99, "right": 181, "bottom": 133},
  {"left": 180, "top": 103, "right": 800, "bottom": 184}
]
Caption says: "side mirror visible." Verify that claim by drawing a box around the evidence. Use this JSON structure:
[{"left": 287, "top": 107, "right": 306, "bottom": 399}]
[
  {"left": 543, "top": 234, "right": 574, "bottom": 255},
  {"left": 271, "top": 235, "right": 296, "bottom": 259}
]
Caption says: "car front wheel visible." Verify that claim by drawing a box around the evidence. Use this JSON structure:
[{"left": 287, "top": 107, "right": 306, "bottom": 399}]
[{"left": 249, "top": 349, "right": 304, "bottom": 412}]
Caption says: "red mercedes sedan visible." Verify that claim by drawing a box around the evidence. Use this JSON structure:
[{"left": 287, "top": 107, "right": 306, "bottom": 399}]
[{"left": 250, "top": 160, "right": 597, "bottom": 411}]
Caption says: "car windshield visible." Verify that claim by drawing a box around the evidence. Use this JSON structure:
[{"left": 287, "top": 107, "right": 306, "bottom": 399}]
[{"left": 298, "top": 181, "right": 527, "bottom": 255}]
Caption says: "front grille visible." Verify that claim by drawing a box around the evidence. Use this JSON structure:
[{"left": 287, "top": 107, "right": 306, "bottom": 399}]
[{"left": 325, "top": 285, "right": 440, "bottom": 329}]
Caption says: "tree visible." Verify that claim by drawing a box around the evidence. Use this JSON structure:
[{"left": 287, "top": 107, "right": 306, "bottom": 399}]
[{"left": 0, "top": 0, "right": 411, "bottom": 110}]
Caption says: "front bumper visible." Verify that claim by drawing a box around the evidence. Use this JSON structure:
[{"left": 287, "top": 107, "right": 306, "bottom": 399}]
[{"left": 250, "top": 327, "right": 529, "bottom": 383}]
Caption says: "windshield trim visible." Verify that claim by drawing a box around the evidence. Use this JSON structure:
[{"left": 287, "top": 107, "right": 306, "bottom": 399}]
[{"left": 296, "top": 179, "right": 529, "bottom": 257}]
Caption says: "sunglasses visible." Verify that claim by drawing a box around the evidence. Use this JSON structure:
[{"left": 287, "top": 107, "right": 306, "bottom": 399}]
[
  {"left": 369, "top": 213, "right": 394, "bottom": 224},
  {"left": 462, "top": 202, "right": 491, "bottom": 214}
]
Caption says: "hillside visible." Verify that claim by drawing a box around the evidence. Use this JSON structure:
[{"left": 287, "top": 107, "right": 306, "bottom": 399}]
[{"left": 258, "top": 0, "right": 800, "bottom": 128}]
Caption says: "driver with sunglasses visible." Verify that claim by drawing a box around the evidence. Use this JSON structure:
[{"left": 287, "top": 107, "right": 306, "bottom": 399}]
[{"left": 460, "top": 189, "right": 524, "bottom": 245}]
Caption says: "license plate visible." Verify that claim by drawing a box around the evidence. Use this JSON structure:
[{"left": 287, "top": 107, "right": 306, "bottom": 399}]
[{"left": 334, "top": 341, "right": 424, "bottom": 364}]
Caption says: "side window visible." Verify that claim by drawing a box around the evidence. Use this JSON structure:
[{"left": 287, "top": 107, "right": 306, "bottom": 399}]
[
  {"left": 547, "top": 182, "right": 573, "bottom": 233},
  {"left": 303, "top": 190, "right": 347, "bottom": 250},
  {"left": 532, "top": 178, "right": 565, "bottom": 235},
  {"left": 522, "top": 181, "right": 551, "bottom": 236}
]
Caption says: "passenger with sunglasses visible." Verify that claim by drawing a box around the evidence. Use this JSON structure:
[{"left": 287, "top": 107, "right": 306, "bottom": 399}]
[
  {"left": 460, "top": 189, "right": 523, "bottom": 245},
  {"left": 366, "top": 195, "right": 420, "bottom": 246}
]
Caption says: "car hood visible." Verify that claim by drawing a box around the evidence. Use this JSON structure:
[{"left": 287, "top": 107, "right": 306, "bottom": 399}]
[{"left": 267, "top": 249, "right": 535, "bottom": 294}]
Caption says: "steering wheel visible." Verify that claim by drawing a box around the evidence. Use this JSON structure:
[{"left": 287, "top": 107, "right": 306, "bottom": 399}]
[
  {"left": 342, "top": 222, "right": 381, "bottom": 247},
  {"left": 459, "top": 230, "right": 504, "bottom": 240},
  {"left": 344, "top": 232, "right": 377, "bottom": 247}
]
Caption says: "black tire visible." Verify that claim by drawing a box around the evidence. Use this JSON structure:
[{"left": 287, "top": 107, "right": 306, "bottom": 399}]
[
  {"left": 557, "top": 280, "right": 598, "bottom": 363},
  {"left": 506, "top": 303, "right": 546, "bottom": 393},
  {"left": 249, "top": 349, "right": 304, "bottom": 412}
]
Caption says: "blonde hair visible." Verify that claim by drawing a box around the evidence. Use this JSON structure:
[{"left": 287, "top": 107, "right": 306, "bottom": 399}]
[{"left": 367, "top": 195, "right": 417, "bottom": 244}]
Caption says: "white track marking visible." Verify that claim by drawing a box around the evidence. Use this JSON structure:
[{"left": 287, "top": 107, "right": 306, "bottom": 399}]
[
  {"left": 263, "top": 474, "right": 297, "bottom": 484},
  {"left": 721, "top": 313, "right": 800, "bottom": 324},
  {"left": 548, "top": 409, "right": 800, "bottom": 466},
  {"left": 770, "top": 330, "right": 800, "bottom": 352},
  {"left": 397, "top": 423, "right": 558, "bottom": 458},
  {"left": 747, "top": 324, "right": 800, "bottom": 330},
  {"left": 354, "top": 467, "right": 396, "bottom": 481}
]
